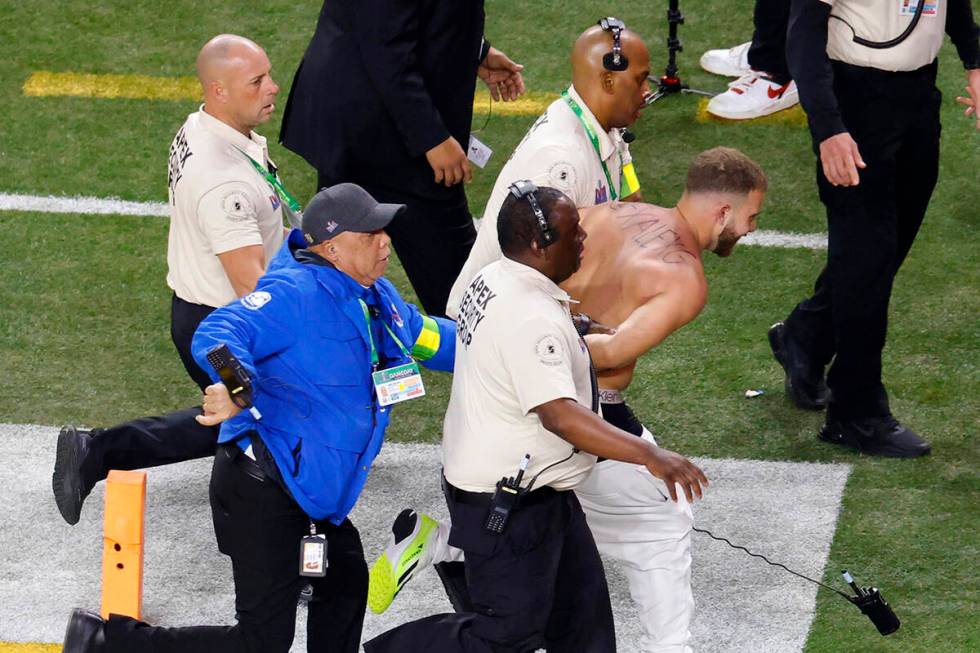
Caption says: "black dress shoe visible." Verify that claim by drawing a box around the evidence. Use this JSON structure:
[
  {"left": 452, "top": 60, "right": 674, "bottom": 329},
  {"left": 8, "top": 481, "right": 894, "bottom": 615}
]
[
  {"left": 819, "top": 416, "right": 931, "bottom": 458},
  {"left": 53, "top": 425, "right": 94, "bottom": 525},
  {"left": 768, "top": 322, "right": 829, "bottom": 410},
  {"left": 63, "top": 608, "right": 106, "bottom": 653}
]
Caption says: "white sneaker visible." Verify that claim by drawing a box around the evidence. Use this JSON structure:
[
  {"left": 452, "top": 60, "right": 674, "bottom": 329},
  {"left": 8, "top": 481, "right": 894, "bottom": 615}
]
[
  {"left": 707, "top": 73, "right": 799, "bottom": 120},
  {"left": 699, "top": 41, "right": 752, "bottom": 77}
]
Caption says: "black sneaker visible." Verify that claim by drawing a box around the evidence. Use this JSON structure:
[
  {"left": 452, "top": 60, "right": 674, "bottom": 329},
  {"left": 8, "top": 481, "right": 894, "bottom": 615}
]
[
  {"left": 819, "top": 416, "right": 931, "bottom": 458},
  {"left": 768, "top": 322, "right": 829, "bottom": 410},
  {"left": 52, "top": 425, "right": 94, "bottom": 525}
]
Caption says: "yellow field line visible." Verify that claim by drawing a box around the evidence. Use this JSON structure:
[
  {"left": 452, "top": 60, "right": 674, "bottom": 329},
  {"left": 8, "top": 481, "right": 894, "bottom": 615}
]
[
  {"left": 22, "top": 71, "right": 557, "bottom": 115},
  {"left": 0, "top": 643, "right": 60, "bottom": 652},
  {"left": 23, "top": 71, "right": 201, "bottom": 101},
  {"left": 695, "top": 96, "right": 808, "bottom": 127},
  {"left": 23, "top": 72, "right": 807, "bottom": 126}
]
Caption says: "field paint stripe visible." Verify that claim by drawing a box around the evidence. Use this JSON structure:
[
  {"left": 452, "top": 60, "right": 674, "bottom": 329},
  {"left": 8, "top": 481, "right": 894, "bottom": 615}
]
[
  {"left": 0, "top": 644, "right": 59, "bottom": 652},
  {"left": 23, "top": 71, "right": 201, "bottom": 102},
  {"left": 742, "top": 229, "right": 827, "bottom": 250},
  {"left": 22, "top": 71, "right": 555, "bottom": 115},
  {"left": 0, "top": 193, "right": 828, "bottom": 250},
  {"left": 695, "top": 97, "right": 809, "bottom": 127},
  {"left": 0, "top": 192, "right": 168, "bottom": 217}
]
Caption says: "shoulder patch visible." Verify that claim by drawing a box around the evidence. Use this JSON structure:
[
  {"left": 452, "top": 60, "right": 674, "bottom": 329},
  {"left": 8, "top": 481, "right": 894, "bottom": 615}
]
[
  {"left": 221, "top": 189, "right": 257, "bottom": 222},
  {"left": 534, "top": 334, "right": 565, "bottom": 366},
  {"left": 241, "top": 291, "right": 271, "bottom": 310}
]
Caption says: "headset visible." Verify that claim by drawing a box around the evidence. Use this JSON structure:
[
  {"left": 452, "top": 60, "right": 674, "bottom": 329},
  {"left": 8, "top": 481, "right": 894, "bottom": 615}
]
[
  {"left": 508, "top": 180, "right": 555, "bottom": 248},
  {"left": 598, "top": 17, "right": 629, "bottom": 71}
]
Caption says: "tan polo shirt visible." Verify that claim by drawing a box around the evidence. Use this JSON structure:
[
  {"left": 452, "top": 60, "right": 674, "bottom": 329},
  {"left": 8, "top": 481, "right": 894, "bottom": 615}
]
[
  {"left": 446, "top": 84, "right": 633, "bottom": 318},
  {"left": 442, "top": 258, "right": 597, "bottom": 493},
  {"left": 166, "top": 108, "right": 285, "bottom": 308},
  {"left": 822, "top": 0, "right": 946, "bottom": 71}
]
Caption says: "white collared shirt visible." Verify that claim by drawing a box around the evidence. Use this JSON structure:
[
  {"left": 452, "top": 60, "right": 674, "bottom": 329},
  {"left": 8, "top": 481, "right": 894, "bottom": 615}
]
[
  {"left": 446, "top": 84, "right": 633, "bottom": 318},
  {"left": 821, "top": 0, "right": 946, "bottom": 71},
  {"left": 166, "top": 107, "right": 285, "bottom": 308},
  {"left": 443, "top": 257, "right": 597, "bottom": 493}
]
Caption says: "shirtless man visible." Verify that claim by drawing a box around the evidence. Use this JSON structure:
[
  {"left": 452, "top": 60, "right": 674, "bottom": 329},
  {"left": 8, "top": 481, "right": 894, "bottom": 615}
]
[{"left": 371, "top": 148, "right": 767, "bottom": 653}]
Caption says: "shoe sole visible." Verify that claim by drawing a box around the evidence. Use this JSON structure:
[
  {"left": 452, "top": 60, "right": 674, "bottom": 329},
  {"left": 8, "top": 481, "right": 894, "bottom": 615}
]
[
  {"left": 707, "top": 94, "right": 800, "bottom": 120},
  {"left": 768, "top": 323, "right": 826, "bottom": 411},
  {"left": 367, "top": 512, "right": 438, "bottom": 614},
  {"left": 818, "top": 427, "right": 931, "bottom": 458},
  {"left": 52, "top": 426, "right": 83, "bottom": 525}
]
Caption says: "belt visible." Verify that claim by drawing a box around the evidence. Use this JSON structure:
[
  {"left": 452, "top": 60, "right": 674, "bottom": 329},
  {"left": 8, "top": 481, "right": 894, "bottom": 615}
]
[
  {"left": 444, "top": 480, "right": 560, "bottom": 509},
  {"left": 219, "top": 443, "right": 266, "bottom": 482}
]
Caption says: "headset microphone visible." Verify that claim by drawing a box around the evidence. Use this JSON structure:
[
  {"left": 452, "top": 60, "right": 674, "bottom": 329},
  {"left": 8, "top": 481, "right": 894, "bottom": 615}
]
[
  {"left": 621, "top": 129, "right": 636, "bottom": 144},
  {"left": 598, "top": 17, "right": 629, "bottom": 72}
]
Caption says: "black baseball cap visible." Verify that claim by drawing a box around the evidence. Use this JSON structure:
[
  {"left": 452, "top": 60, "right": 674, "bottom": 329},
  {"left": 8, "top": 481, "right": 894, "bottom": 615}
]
[{"left": 301, "top": 183, "right": 406, "bottom": 245}]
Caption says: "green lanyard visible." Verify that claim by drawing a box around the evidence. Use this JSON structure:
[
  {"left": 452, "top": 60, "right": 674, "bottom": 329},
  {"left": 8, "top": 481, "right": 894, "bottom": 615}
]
[
  {"left": 561, "top": 90, "right": 622, "bottom": 201},
  {"left": 239, "top": 150, "right": 303, "bottom": 212},
  {"left": 359, "top": 299, "right": 412, "bottom": 369}
]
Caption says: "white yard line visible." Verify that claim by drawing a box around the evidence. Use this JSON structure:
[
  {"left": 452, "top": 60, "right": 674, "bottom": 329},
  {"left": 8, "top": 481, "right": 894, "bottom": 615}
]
[
  {"left": 0, "top": 192, "right": 829, "bottom": 250},
  {"left": 2, "top": 424, "right": 850, "bottom": 652},
  {"left": 0, "top": 191, "right": 168, "bottom": 217}
]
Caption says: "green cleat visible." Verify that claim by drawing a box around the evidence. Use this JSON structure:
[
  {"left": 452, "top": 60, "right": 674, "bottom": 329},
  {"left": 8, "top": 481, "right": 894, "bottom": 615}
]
[{"left": 368, "top": 509, "right": 439, "bottom": 614}]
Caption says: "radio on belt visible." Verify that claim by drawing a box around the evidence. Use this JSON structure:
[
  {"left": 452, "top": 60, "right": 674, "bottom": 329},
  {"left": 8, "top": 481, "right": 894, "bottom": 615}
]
[{"left": 484, "top": 454, "right": 530, "bottom": 534}]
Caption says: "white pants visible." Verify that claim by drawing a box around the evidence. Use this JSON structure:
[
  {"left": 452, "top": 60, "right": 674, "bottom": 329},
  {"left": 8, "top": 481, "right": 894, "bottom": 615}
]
[
  {"left": 431, "top": 432, "right": 694, "bottom": 653},
  {"left": 575, "top": 429, "right": 694, "bottom": 653}
]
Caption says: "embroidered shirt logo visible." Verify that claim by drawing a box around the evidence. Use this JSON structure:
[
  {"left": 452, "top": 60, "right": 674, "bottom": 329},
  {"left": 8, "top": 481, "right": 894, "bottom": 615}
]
[{"left": 241, "top": 291, "right": 272, "bottom": 310}]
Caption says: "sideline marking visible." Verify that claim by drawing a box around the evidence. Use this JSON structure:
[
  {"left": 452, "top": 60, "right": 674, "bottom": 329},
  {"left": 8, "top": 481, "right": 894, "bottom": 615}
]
[
  {"left": 22, "top": 71, "right": 555, "bottom": 115},
  {"left": 23, "top": 71, "right": 200, "bottom": 102},
  {"left": 696, "top": 97, "right": 809, "bottom": 127},
  {"left": 0, "top": 192, "right": 828, "bottom": 250}
]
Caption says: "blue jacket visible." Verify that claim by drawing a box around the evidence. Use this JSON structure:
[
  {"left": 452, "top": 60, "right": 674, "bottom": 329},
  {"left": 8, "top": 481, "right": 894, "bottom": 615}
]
[{"left": 192, "top": 230, "right": 455, "bottom": 523}]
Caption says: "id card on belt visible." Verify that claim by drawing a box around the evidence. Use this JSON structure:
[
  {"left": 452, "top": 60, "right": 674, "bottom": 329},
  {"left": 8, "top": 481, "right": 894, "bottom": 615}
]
[
  {"left": 300, "top": 534, "right": 328, "bottom": 577},
  {"left": 373, "top": 362, "right": 426, "bottom": 406}
]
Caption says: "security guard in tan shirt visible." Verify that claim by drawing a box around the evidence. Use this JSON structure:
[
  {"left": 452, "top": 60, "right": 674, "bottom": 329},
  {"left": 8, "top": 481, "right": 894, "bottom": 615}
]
[
  {"left": 53, "top": 35, "right": 296, "bottom": 527},
  {"left": 768, "top": 0, "right": 980, "bottom": 456}
]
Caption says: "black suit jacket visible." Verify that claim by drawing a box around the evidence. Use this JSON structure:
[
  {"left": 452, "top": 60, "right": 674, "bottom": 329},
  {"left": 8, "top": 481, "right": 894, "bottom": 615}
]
[{"left": 280, "top": 0, "right": 487, "bottom": 200}]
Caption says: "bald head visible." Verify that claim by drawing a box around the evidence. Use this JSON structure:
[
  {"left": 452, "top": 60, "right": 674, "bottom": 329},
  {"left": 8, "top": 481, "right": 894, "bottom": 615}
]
[
  {"left": 571, "top": 25, "right": 646, "bottom": 90},
  {"left": 197, "top": 34, "right": 264, "bottom": 88},
  {"left": 569, "top": 23, "right": 650, "bottom": 131},
  {"left": 196, "top": 34, "right": 279, "bottom": 135}
]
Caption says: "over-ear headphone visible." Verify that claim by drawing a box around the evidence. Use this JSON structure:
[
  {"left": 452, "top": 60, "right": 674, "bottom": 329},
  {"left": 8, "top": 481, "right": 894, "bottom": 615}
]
[
  {"left": 598, "top": 17, "right": 629, "bottom": 72},
  {"left": 508, "top": 180, "right": 555, "bottom": 248}
]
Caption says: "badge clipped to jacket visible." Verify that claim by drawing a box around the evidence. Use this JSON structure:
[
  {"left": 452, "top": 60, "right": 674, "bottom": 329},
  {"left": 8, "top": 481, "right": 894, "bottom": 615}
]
[{"left": 373, "top": 361, "right": 426, "bottom": 406}]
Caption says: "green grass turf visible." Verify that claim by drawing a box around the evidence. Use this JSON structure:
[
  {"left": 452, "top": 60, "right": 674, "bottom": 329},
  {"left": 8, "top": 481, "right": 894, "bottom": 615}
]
[{"left": 1, "top": 1, "right": 978, "bottom": 651}]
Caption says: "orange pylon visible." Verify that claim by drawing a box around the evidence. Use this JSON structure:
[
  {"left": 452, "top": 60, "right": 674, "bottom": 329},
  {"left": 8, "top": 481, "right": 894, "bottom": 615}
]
[{"left": 100, "top": 470, "right": 146, "bottom": 620}]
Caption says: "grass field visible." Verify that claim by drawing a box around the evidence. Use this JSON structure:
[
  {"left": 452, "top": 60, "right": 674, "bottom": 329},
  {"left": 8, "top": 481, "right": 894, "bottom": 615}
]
[{"left": 1, "top": 1, "right": 977, "bottom": 651}]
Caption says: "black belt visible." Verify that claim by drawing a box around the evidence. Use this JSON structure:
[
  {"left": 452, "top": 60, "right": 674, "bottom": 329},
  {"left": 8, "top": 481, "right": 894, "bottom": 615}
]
[
  {"left": 219, "top": 442, "right": 267, "bottom": 482},
  {"left": 444, "top": 480, "right": 559, "bottom": 508}
]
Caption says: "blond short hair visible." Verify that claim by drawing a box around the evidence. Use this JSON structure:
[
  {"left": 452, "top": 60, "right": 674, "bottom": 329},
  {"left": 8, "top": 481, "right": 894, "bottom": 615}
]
[{"left": 685, "top": 147, "right": 768, "bottom": 196}]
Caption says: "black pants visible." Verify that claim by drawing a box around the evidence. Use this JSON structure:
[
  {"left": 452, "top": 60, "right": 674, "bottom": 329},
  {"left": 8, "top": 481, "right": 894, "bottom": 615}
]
[
  {"left": 81, "top": 294, "right": 219, "bottom": 490},
  {"left": 170, "top": 293, "right": 216, "bottom": 391},
  {"left": 104, "top": 444, "right": 368, "bottom": 653},
  {"left": 365, "top": 483, "right": 615, "bottom": 653},
  {"left": 747, "top": 0, "right": 791, "bottom": 84},
  {"left": 318, "top": 172, "right": 476, "bottom": 317},
  {"left": 784, "top": 61, "right": 940, "bottom": 421}
]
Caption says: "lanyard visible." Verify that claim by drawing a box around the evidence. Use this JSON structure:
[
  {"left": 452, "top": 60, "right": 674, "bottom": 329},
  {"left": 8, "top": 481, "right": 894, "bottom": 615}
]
[
  {"left": 237, "top": 150, "right": 303, "bottom": 212},
  {"left": 561, "top": 90, "right": 624, "bottom": 201},
  {"left": 359, "top": 299, "right": 412, "bottom": 369}
]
